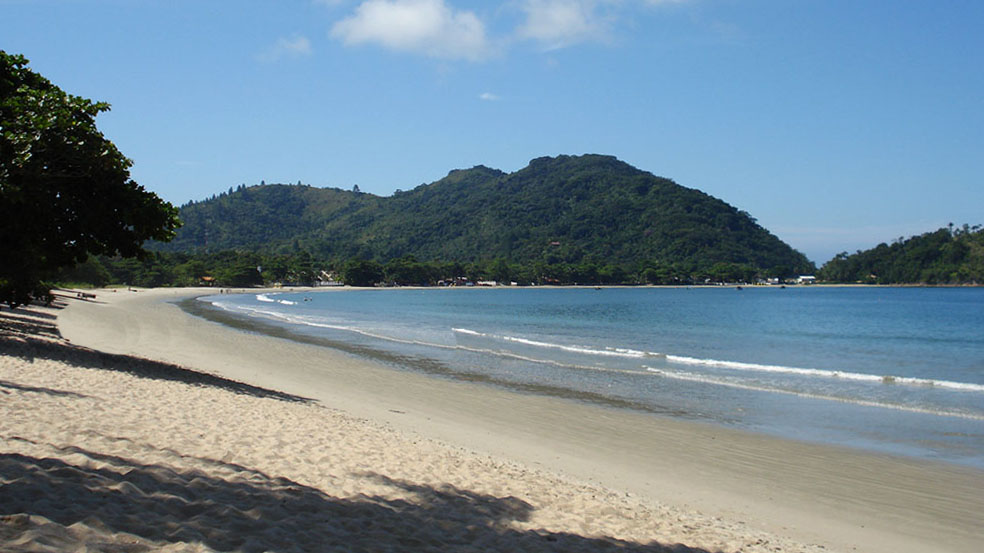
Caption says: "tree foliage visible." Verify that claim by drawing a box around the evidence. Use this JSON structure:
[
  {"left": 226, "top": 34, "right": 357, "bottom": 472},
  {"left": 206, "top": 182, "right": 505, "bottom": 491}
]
[
  {"left": 342, "top": 258, "right": 383, "bottom": 287},
  {"left": 53, "top": 249, "right": 777, "bottom": 290},
  {"left": 818, "top": 225, "right": 984, "bottom": 284},
  {"left": 0, "top": 51, "right": 180, "bottom": 305},
  {"left": 154, "top": 155, "right": 813, "bottom": 276}
]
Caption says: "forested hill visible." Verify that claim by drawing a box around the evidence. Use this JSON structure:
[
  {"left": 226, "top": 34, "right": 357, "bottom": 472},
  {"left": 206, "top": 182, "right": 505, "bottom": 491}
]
[
  {"left": 818, "top": 225, "right": 984, "bottom": 284},
  {"left": 155, "top": 154, "right": 814, "bottom": 274}
]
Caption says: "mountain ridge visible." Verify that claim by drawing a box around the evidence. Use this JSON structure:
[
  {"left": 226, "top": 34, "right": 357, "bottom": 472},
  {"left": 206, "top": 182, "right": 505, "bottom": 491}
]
[{"left": 155, "top": 154, "right": 814, "bottom": 275}]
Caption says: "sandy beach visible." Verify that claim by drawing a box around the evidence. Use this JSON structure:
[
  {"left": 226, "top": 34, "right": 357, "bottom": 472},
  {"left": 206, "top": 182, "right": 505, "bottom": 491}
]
[{"left": 2, "top": 288, "right": 982, "bottom": 552}]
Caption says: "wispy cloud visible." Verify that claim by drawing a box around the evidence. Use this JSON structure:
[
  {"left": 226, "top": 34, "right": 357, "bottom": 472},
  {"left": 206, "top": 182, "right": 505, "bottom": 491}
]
[
  {"left": 479, "top": 92, "right": 500, "bottom": 101},
  {"left": 516, "top": 0, "right": 613, "bottom": 50},
  {"left": 258, "top": 34, "right": 313, "bottom": 62},
  {"left": 330, "top": 0, "right": 491, "bottom": 61},
  {"left": 326, "top": 0, "right": 695, "bottom": 61}
]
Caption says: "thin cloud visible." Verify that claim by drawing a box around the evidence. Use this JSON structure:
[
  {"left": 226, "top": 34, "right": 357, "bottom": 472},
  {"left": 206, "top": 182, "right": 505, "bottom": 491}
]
[
  {"left": 258, "top": 35, "right": 313, "bottom": 62},
  {"left": 516, "top": 0, "right": 614, "bottom": 50},
  {"left": 479, "top": 92, "right": 500, "bottom": 101},
  {"left": 708, "top": 20, "right": 745, "bottom": 43},
  {"left": 331, "top": 0, "right": 491, "bottom": 61},
  {"left": 514, "top": 0, "right": 695, "bottom": 50}
]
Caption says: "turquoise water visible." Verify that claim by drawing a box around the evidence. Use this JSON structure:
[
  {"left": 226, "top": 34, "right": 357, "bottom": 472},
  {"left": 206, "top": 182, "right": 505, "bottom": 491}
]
[{"left": 198, "top": 287, "right": 984, "bottom": 468}]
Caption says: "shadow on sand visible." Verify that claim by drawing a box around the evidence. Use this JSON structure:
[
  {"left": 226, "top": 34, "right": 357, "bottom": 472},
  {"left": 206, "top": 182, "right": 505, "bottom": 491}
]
[
  {"left": 0, "top": 307, "right": 310, "bottom": 404},
  {"left": 0, "top": 444, "right": 708, "bottom": 553},
  {"left": 1, "top": 305, "right": 711, "bottom": 552}
]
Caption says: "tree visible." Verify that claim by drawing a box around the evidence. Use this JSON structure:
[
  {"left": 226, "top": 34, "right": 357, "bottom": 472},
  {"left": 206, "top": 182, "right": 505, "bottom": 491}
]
[
  {"left": 817, "top": 225, "right": 984, "bottom": 284},
  {"left": 0, "top": 52, "right": 179, "bottom": 306},
  {"left": 218, "top": 259, "right": 264, "bottom": 287},
  {"left": 342, "top": 258, "right": 382, "bottom": 287},
  {"left": 53, "top": 256, "right": 112, "bottom": 287},
  {"left": 288, "top": 250, "right": 317, "bottom": 284}
]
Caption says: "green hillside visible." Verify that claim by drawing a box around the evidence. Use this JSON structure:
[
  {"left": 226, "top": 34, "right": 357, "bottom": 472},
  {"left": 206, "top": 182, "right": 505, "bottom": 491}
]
[
  {"left": 155, "top": 154, "right": 813, "bottom": 276},
  {"left": 818, "top": 225, "right": 984, "bottom": 284}
]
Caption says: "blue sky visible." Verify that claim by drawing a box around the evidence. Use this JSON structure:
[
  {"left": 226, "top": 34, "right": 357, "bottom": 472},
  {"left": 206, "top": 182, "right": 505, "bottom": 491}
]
[{"left": 5, "top": 0, "right": 982, "bottom": 264}]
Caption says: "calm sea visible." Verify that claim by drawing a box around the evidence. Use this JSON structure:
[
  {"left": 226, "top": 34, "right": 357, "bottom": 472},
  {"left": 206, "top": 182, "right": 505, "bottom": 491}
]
[{"left": 195, "top": 287, "right": 984, "bottom": 468}]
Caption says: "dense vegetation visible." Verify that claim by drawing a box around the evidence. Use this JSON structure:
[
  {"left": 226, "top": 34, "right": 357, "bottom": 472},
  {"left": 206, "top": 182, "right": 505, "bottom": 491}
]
[
  {"left": 59, "top": 219, "right": 984, "bottom": 290},
  {"left": 56, "top": 249, "right": 778, "bottom": 289},
  {"left": 0, "top": 52, "right": 179, "bottom": 306},
  {"left": 818, "top": 225, "right": 984, "bottom": 284},
  {"left": 146, "top": 154, "right": 814, "bottom": 286}
]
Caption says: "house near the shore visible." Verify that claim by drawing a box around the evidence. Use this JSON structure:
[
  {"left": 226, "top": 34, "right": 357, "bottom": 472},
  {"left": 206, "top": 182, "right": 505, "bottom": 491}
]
[
  {"left": 317, "top": 270, "right": 343, "bottom": 286},
  {"left": 797, "top": 275, "right": 817, "bottom": 285}
]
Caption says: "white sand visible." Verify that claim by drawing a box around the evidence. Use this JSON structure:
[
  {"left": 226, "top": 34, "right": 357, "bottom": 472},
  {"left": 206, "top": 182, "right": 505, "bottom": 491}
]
[{"left": 2, "top": 288, "right": 982, "bottom": 552}]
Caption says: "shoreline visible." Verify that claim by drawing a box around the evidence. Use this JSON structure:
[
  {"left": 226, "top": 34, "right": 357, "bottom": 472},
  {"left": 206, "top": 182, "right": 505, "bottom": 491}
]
[
  {"left": 187, "top": 289, "right": 984, "bottom": 470},
  {"left": 5, "top": 287, "right": 984, "bottom": 552},
  {"left": 177, "top": 296, "right": 712, "bottom": 420}
]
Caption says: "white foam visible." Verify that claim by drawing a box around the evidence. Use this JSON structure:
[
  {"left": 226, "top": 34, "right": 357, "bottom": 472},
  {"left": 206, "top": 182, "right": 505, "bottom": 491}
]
[
  {"left": 453, "top": 328, "right": 984, "bottom": 393},
  {"left": 664, "top": 355, "right": 984, "bottom": 393},
  {"left": 212, "top": 309, "right": 984, "bottom": 399},
  {"left": 453, "top": 328, "right": 662, "bottom": 359},
  {"left": 256, "top": 293, "right": 298, "bottom": 306},
  {"left": 645, "top": 367, "right": 984, "bottom": 420},
  {"left": 452, "top": 340, "right": 984, "bottom": 419}
]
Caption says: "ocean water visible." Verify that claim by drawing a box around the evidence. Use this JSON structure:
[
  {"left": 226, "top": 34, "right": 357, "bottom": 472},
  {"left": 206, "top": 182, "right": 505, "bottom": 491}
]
[{"left": 195, "top": 286, "right": 984, "bottom": 468}]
